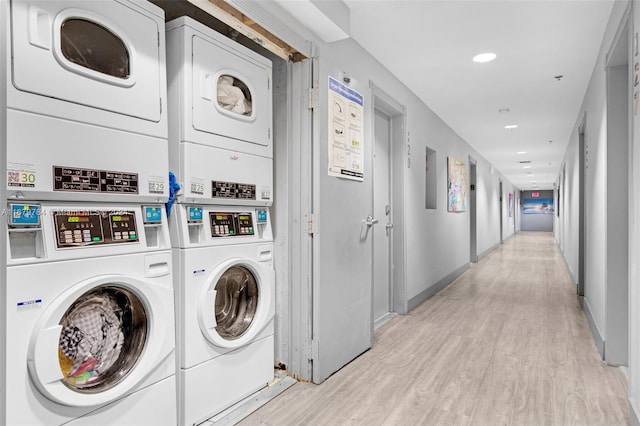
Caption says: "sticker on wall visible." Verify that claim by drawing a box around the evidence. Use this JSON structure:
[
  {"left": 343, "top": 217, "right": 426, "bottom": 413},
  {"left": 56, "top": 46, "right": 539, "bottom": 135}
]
[{"left": 328, "top": 76, "right": 364, "bottom": 181}]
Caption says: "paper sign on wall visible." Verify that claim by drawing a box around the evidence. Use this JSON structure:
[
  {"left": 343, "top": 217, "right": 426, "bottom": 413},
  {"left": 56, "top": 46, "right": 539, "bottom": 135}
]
[{"left": 328, "top": 77, "right": 364, "bottom": 181}]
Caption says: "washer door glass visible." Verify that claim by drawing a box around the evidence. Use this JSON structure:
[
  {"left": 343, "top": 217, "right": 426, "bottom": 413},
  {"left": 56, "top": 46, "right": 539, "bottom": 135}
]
[
  {"left": 58, "top": 286, "right": 147, "bottom": 393},
  {"left": 215, "top": 265, "right": 258, "bottom": 339}
]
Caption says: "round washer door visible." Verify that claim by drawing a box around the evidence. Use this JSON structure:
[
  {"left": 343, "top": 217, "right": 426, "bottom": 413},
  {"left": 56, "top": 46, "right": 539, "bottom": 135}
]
[
  {"left": 198, "top": 258, "right": 274, "bottom": 349},
  {"left": 27, "top": 275, "right": 174, "bottom": 407}
]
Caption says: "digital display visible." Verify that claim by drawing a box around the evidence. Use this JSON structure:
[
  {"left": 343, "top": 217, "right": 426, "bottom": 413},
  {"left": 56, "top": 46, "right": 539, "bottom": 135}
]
[
  {"left": 112, "top": 216, "right": 122, "bottom": 222},
  {"left": 68, "top": 216, "right": 90, "bottom": 223},
  {"left": 239, "top": 215, "right": 250, "bottom": 220}
]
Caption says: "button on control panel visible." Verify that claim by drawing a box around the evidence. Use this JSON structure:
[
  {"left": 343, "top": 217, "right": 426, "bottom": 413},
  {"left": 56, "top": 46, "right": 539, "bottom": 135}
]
[{"left": 210, "top": 212, "right": 254, "bottom": 237}]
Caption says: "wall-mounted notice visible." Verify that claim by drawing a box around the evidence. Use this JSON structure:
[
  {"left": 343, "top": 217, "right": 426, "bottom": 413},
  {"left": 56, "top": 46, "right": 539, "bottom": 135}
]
[{"left": 328, "top": 76, "right": 364, "bottom": 181}]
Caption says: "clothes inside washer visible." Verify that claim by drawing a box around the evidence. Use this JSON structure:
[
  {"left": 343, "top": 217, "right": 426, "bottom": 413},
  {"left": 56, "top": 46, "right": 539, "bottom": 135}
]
[{"left": 58, "top": 290, "right": 125, "bottom": 390}]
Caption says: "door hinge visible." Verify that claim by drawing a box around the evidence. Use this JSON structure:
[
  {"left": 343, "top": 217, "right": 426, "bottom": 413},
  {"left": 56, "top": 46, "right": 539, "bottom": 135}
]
[
  {"left": 268, "top": 78, "right": 270, "bottom": 90},
  {"left": 307, "top": 213, "right": 319, "bottom": 235},
  {"left": 268, "top": 127, "right": 271, "bottom": 140},
  {"left": 308, "top": 87, "right": 319, "bottom": 110}
]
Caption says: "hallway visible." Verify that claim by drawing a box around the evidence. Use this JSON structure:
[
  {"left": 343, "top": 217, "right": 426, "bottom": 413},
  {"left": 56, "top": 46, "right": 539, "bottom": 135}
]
[{"left": 239, "top": 232, "right": 628, "bottom": 425}]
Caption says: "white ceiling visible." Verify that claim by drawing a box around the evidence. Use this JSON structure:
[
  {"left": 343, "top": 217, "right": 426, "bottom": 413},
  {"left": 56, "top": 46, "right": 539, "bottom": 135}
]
[{"left": 333, "top": 0, "right": 615, "bottom": 190}]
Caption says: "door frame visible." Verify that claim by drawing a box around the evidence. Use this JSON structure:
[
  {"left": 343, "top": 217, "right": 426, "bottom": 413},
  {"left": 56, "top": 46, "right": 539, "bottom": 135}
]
[
  {"left": 372, "top": 82, "right": 406, "bottom": 317},
  {"left": 499, "top": 179, "right": 504, "bottom": 244},
  {"left": 603, "top": 8, "right": 630, "bottom": 366}
]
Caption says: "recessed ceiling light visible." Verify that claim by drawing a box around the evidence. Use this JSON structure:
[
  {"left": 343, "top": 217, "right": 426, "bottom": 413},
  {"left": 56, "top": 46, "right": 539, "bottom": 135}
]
[
  {"left": 517, "top": 151, "right": 527, "bottom": 154},
  {"left": 505, "top": 124, "right": 518, "bottom": 129},
  {"left": 473, "top": 52, "right": 496, "bottom": 63},
  {"left": 523, "top": 166, "right": 531, "bottom": 169}
]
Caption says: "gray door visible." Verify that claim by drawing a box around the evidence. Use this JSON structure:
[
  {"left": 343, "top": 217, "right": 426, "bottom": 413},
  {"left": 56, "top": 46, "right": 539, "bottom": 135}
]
[
  {"left": 373, "top": 109, "right": 392, "bottom": 327},
  {"left": 469, "top": 159, "right": 477, "bottom": 262},
  {"left": 312, "top": 58, "right": 373, "bottom": 384}
]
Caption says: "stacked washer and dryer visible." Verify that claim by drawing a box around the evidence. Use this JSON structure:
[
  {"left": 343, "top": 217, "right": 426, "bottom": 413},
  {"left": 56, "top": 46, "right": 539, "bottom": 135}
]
[
  {"left": 165, "top": 16, "right": 276, "bottom": 426},
  {"left": 4, "top": 1, "right": 176, "bottom": 425}
]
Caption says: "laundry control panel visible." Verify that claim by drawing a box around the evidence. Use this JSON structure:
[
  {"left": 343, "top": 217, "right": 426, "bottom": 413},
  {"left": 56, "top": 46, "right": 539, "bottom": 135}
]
[
  {"left": 53, "top": 166, "right": 139, "bottom": 194},
  {"left": 210, "top": 212, "right": 254, "bottom": 237},
  {"left": 53, "top": 210, "right": 139, "bottom": 248},
  {"left": 212, "top": 180, "right": 256, "bottom": 200}
]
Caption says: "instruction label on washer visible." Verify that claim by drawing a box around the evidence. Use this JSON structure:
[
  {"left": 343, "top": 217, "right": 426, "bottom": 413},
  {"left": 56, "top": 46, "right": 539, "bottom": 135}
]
[
  {"left": 328, "top": 76, "right": 364, "bottom": 181},
  {"left": 190, "top": 178, "right": 205, "bottom": 196},
  {"left": 7, "top": 162, "right": 36, "bottom": 188},
  {"left": 17, "top": 299, "right": 42, "bottom": 311},
  {"left": 147, "top": 175, "right": 166, "bottom": 195}
]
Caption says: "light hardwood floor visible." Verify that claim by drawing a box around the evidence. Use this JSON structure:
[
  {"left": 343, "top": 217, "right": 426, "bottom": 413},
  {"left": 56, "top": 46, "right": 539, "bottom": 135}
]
[{"left": 239, "top": 232, "right": 629, "bottom": 426}]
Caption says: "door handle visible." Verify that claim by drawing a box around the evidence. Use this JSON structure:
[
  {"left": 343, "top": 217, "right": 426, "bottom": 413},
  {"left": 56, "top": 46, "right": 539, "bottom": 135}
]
[
  {"left": 365, "top": 215, "right": 379, "bottom": 227},
  {"left": 385, "top": 223, "right": 394, "bottom": 230}
]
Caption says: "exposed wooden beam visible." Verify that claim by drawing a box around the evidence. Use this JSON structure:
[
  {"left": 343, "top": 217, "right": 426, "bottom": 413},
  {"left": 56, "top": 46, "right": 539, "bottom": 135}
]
[{"left": 186, "top": 0, "right": 306, "bottom": 61}]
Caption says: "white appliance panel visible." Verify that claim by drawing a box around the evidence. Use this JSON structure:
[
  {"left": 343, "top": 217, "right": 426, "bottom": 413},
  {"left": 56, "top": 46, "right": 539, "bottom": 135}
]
[
  {"left": 5, "top": 254, "right": 175, "bottom": 425},
  {"left": 6, "top": 110, "right": 169, "bottom": 203},
  {"left": 191, "top": 34, "right": 271, "bottom": 148},
  {"left": 166, "top": 16, "right": 272, "bottom": 158},
  {"left": 9, "top": 0, "right": 165, "bottom": 129},
  {"left": 180, "top": 335, "right": 274, "bottom": 426},
  {"left": 175, "top": 244, "right": 275, "bottom": 368},
  {"left": 4, "top": 202, "right": 175, "bottom": 425},
  {"left": 170, "top": 205, "right": 274, "bottom": 425},
  {"left": 174, "top": 143, "right": 272, "bottom": 206},
  {"left": 169, "top": 204, "right": 274, "bottom": 249}
]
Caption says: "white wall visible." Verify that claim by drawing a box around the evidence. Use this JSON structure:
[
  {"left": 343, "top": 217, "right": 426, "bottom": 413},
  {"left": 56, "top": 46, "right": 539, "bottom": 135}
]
[
  {"left": 241, "top": 1, "right": 519, "bottom": 379},
  {"left": 557, "top": 1, "right": 628, "bottom": 351},
  {"left": 631, "top": 1, "right": 640, "bottom": 423},
  {"left": 315, "top": 39, "right": 515, "bottom": 303}
]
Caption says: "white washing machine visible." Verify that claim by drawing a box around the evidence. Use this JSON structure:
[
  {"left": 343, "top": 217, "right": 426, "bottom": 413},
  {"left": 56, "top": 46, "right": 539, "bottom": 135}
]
[
  {"left": 5, "top": 202, "right": 176, "bottom": 425},
  {"left": 6, "top": 0, "right": 169, "bottom": 202},
  {"left": 170, "top": 204, "right": 275, "bottom": 426},
  {"left": 166, "top": 16, "right": 273, "bottom": 206}
]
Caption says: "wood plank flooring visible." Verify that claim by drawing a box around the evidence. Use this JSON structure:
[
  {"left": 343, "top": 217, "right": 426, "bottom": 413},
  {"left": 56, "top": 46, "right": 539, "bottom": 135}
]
[{"left": 238, "top": 232, "right": 628, "bottom": 425}]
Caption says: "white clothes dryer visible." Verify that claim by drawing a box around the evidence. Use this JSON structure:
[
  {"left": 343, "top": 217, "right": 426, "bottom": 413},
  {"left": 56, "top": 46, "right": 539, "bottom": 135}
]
[
  {"left": 4, "top": 202, "right": 176, "bottom": 425},
  {"left": 170, "top": 204, "right": 275, "bottom": 426},
  {"left": 166, "top": 15, "right": 273, "bottom": 157},
  {"left": 166, "top": 16, "right": 273, "bottom": 206},
  {"left": 6, "top": 0, "right": 169, "bottom": 202}
]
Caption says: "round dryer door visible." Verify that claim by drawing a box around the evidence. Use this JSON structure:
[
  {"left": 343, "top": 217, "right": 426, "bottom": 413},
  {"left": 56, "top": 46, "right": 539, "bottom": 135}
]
[
  {"left": 198, "top": 258, "right": 274, "bottom": 349},
  {"left": 27, "top": 276, "right": 174, "bottom": 407}
]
